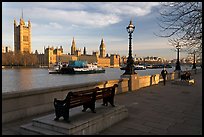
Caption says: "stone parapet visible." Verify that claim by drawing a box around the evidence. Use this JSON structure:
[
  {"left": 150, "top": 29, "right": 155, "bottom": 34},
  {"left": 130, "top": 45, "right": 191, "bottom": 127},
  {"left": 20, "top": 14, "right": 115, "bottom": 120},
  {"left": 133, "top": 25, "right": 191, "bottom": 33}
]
[{"left": 2, "top": 80, "right": 126, "bottom": 124}]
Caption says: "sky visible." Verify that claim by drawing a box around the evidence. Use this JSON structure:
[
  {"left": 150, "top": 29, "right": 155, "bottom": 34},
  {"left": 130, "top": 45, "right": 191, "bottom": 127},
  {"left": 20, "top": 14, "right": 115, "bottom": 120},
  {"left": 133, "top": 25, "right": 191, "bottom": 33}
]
[{"left": 2, "top": 2, "right": 189, "bottom": 60}]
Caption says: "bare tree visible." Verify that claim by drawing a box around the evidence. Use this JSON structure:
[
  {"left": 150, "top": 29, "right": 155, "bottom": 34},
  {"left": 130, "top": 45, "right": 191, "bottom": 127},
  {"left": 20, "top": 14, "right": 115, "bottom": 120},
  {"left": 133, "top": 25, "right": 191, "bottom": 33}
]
[
  {"left": 5, "top": 52, "right": 14, "bottom": 66},
  {"left": 156, "top": 2, "right": 202, "bottom": 58},
  {"left": 14, "top": 51, "right": 22, "bottom": 66}
]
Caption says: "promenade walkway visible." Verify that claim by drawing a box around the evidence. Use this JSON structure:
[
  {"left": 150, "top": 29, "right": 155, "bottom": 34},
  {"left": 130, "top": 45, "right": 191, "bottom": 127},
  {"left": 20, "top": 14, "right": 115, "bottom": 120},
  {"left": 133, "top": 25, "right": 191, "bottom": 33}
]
[
  {"left": 98, "top": 72, "right": 202, "bottom": 135},
  {"left": 2, "top": 71, "right": 202, "bottom": 135}
]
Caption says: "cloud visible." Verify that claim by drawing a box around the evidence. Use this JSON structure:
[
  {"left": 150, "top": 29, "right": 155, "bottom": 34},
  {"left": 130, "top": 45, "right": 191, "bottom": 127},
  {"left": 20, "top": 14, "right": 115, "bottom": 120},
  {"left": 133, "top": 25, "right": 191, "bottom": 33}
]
[
  {"left": 27, "top": 8, "right": 121, "bottom": 28},
  {"left": 98, "top": 2, "right": 160, "bottom": 17},
  {"left": 32, "top": 22, "right": 63, "bottom": 29},
  {"left": 34, "top": 2, "right": 87, "bottom": 10},
  {"left": 3, "top": 2, "right": 159, "bottom": 28}
]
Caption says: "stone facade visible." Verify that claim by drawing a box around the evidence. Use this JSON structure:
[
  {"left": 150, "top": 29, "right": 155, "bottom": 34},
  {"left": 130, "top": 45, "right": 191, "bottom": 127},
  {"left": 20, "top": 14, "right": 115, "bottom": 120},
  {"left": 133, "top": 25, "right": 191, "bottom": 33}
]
[
  {"left": 110, "top": 54, "right": 120, "bottom": 67},
  {"left": 14, "top": 18, "right": 31, "bottom": 53},
  {"left": 44, "top": 46, "right": 63, "bottom": 67},
  {"left": 97, "top": 57, "right": 110, "bottom": 67},
  {"left": 78, "top": 54, "right": 98, "bottom": 64},
  {"left": 40, "top": 38, "right": 120, "bottom": 68},
  {"left": 99, "top": 38, "right": 106, "bottom": 58},
  {"left": 71, "top": 37, "right": 76, "bottom": 55}
]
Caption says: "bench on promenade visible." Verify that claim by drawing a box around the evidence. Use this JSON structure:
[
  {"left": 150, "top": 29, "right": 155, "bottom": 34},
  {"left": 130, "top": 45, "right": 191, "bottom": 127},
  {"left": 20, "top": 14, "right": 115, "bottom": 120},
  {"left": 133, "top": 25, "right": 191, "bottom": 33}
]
[
  {"left": 53, "top": 84, "right": 118, "bottom": 122},
  {"left": 96, "top": 84, "right": 118, "bottom": 107},
  {"left": 172, "top": 71, "right": 194, "bottom": 86},
  {"left": 181, "top": 71, "right": 191, "bottom": 80}
]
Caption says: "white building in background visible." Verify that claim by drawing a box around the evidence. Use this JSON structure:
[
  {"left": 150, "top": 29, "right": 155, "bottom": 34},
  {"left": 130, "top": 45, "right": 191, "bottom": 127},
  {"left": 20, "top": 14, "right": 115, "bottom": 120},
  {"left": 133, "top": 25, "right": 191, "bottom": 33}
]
[
  {"left": 134, "top": 56, "right": 168, "bottom": 63},
  {"left": 2, "top": 46, "right": 12, "bottom": 53}
]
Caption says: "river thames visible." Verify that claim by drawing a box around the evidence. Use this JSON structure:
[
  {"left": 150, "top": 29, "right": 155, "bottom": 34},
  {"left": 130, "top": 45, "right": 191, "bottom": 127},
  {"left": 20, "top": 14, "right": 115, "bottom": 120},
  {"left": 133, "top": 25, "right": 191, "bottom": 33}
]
[{"left": 2, "top": 66, "right": 193, "bottom": 93}]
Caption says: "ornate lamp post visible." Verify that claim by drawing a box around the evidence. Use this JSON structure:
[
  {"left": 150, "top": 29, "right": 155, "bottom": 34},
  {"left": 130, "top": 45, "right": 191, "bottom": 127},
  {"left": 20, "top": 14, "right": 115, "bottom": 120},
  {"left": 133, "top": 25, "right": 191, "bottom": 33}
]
[
  {"left": 123, "top": 20, "right": 135, "bottom": 75},
  {"left": 175, "top": 42, "right": 181, "bottom": 71},
  {"left": 192, "top": 50, "right": 196, "bottom": 69}
]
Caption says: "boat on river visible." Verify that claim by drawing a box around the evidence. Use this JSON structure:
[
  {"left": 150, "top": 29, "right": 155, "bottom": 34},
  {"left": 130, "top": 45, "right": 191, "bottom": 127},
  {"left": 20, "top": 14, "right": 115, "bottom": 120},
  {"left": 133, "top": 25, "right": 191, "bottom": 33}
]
[
  {"left": 146, "top": 64, "right": 172, "bottom": 69},
  {"left": 48, "top": 62, "right": 63, "bottom": 74},
  {"left": 134, "top": 65, "right": 146, "bottom": 70},
  {"left": 120, "top": 64, "right": 146, "bottom": 70},
  {"left": 49, "top": 61, "right": 105, "bottom": 74}
]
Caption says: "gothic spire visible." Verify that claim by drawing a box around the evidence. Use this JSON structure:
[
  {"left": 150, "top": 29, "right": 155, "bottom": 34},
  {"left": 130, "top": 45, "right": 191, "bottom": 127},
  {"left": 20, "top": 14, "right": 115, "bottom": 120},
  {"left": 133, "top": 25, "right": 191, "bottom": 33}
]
[
  {"left": 22, "top": 8, "right": 24, "bottom": 19},
  {"left": 72, "top": 37, "right": 76, "bottom": 46}
]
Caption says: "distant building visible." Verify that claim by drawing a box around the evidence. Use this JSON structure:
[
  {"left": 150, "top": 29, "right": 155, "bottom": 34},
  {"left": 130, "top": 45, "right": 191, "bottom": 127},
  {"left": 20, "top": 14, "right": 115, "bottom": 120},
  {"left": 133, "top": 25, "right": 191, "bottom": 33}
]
[
  {"left": 36, "top": 53, "right": 46, "bottom": 66},
  {"left": 37, "top": 38, "right": 120, "bottom": 68},
  {"left": 44, "top": 46, "right": 64, "bottom": 66},
  {"left": 121, "top": 55, "right": 168, "bottom": 65},
  {"left": 75, "top": 49, "right": 81, "bottom": 57},
  {"left": 83, "top": 47, "right": 86, "bottom": 55},
  {"left": 14, "top": 16, "right": 31, "bottom": 53},
  {"left": 9, "top": 14, "right": 119, "bottom": 68},
  {"left": 110, "top": 54, "right": 120, "bottom": 67},
  {"left": 71, "top": 37, "right": 76, "bottom": 55},
  {"left": 2, "top": 46, "right": 12, "bottom": 53},
  {"left": 92, "top": 51, "right": 99, "bottom": 57},
  {"left": 121, "top": 56, "right": 127, "bottom": 65},
  {"left": 143, "top": 56, "right": 167, "bottom": 64},
  {"left": 99, "top": 38, "right": 106, "bottom": 58}
]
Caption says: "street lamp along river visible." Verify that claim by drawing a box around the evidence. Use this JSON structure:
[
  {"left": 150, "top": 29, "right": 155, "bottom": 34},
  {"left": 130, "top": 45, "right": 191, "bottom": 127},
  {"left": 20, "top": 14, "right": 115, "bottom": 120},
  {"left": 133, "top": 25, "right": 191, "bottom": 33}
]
[
  {"left": 175, "top": 42, "right": 181, "bottom": 71},
  {"left": 123, "top": 20, "right": 136, "bottom": 75}
]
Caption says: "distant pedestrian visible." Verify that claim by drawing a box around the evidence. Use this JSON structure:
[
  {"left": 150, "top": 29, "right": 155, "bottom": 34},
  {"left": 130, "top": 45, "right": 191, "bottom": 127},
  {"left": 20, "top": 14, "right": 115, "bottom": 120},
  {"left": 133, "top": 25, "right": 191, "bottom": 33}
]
[{"left": 161, "top": 67, "right": 168, "bottom": 85}]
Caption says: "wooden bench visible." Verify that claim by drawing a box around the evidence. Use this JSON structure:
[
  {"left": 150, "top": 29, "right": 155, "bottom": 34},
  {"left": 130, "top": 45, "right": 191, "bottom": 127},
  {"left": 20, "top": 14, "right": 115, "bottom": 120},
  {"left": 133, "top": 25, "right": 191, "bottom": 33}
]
[
  {"left": 96, "top": 84, "right": 118, "bottom": 107},
  {"left": 181, "top": 71, "right": 191, "bottom": 80},
  {"left": 53, "top": 84, "right": 118, "bottom": 122}
]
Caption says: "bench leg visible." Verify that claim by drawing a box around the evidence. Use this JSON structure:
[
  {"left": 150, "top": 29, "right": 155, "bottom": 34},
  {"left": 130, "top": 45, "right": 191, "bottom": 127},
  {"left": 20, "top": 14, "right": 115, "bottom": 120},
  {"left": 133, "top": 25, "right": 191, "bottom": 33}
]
[
  {"left": 63, "top": 109, "right": 70, "bottom": 122},
  {"left": 63, "top": 117, "right": 70, "bottom": 123},
  {"left": 90, "top": 102, "right": 96, "bottom": 113},
  {"left": 102, "top": 98, "right": 108, "bottom": 106},
  {"left": 54, "top": 106, "right": 64, "bottom": 120},
  {"left": 82, "top": 104, "right": 88, "bottom": 112},
  {"left": 110, "top": 89, "right": 115, "bottom": 107},
  {"left": 109, "top": 98, "right": 115, "bottom": 107},
  {"left": 54, "top": 117, "right": 59, "bottom": 121},
  {"left": 102, "top": 97, "right": 115, "bottom": 107},
  {"left": 90, "top": 107, "right": 96, "bottom": 113},
  {"left": 82, "top": 102, "right": 96, "bottom": 113}
]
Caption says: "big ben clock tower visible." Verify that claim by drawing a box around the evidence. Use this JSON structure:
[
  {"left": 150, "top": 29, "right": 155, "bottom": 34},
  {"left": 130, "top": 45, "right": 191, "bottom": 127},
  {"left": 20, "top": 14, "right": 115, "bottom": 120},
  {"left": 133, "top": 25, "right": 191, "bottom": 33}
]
[{"left": 99, "top": 38, "right": 106, "bottom": 58}]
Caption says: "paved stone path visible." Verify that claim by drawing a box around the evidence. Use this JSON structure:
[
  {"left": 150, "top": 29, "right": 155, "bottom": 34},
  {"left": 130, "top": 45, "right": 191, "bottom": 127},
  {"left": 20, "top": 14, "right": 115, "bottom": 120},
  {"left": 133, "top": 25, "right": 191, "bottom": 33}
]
[
  {"left": 98, "top": 72, "right": 202, "bottom": 135},
  {"left": 2, "top": 71, "right": 202, "bottom": 135}
]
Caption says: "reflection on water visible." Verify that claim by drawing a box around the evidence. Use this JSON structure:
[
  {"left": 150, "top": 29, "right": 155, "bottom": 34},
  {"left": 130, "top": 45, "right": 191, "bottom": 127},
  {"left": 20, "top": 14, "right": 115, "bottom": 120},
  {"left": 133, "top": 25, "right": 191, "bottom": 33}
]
[
  {"left": 2, "top": 66, "right": 193, "bottom": 93},
  {"left": 16, "top": 69, "right": 33, "bottom": 91}
]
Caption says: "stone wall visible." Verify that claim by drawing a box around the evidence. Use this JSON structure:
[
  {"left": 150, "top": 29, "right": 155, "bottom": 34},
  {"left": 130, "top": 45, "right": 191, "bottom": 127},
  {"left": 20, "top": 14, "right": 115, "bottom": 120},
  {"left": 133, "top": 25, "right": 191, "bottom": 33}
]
[
  {"left": 2, "top": 79, "right": 128, "bottom": 124},
  {"left": 138, "top": 74, "right": 160, "bottom": 88},
  {"left": 97, "top": 57, "right": 110, "bottom": 67}
]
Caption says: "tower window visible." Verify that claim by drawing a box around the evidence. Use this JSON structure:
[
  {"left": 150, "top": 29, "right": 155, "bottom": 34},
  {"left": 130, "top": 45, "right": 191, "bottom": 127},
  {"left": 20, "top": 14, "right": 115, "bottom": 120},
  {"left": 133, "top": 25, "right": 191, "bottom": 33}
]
[{"left": 23, "top": 36, "right": 28, "bottom": 41}]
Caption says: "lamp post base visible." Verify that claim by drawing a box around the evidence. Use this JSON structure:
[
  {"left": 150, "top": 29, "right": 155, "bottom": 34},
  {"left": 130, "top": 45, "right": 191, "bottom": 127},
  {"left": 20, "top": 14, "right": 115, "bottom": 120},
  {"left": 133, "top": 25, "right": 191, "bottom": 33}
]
[
  {"left": 121, "top": 73, "right": 139, "bottom": 91},
  {"left": 122, "top": 66, "right": 136, "bottom": 75},
  {"left": 175, "top": 63, "right": 181, "bottom": 71},
  {"left": 192, "top": 63, "right": 196, "bottom": 69},
  {"left": 175, "top": 70, "right": 181, "bottom": 79}
]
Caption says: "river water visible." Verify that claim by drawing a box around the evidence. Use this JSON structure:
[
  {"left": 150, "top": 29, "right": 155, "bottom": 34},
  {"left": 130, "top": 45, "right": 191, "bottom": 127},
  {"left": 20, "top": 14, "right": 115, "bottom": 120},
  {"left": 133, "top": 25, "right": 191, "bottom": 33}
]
[{"left": 2, "top": 66, "right": 193, "bottom": 93}]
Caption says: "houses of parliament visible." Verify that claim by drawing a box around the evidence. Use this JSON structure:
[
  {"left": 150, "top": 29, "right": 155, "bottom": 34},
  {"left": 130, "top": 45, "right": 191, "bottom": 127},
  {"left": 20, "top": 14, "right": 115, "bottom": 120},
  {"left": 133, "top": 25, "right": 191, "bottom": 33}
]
[{"left": 13, "top": 16, "right": 120, "bottom": 68}]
